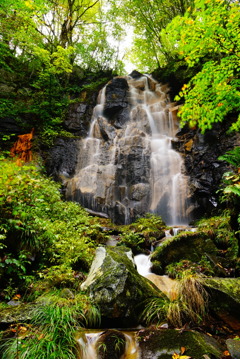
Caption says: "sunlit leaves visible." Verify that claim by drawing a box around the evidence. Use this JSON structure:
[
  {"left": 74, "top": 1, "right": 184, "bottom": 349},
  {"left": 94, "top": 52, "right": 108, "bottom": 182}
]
[{"left": 163, "top": 0, "right": 240, "bottom": 132}]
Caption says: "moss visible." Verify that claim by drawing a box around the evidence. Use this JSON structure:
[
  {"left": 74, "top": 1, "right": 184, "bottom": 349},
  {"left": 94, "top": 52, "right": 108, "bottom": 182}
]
[
  {"left": 202, "top": 277, "right": 240, "bottom": 322},
  {"left": 165, "top": 258, "right": 214, "bottom": 279},
  {"left": 197, "top": 216, "right": 239, "bottom": 260},
  {"left": 204, "top": 277, "right": 240, "bottom": 312},
  {"left": 118, "top": 214, "right": 166, "bottom": 253},
  {"left": 137, "top": 328, "right": 222, "bottom": 359},
  {"left": 151, "top": 231, "right": 218, "bottom": 272},
  {"left": 0, "top": 303, "right": 37, "bottom": 324},
  {"left": 84, "top": 246, "right": 162, "bottom": 325}
]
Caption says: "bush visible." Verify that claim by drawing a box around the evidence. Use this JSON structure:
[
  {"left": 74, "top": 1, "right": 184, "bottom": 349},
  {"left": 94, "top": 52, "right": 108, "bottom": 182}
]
[{"left": 0, "top": 158, "right": 107, "bottom": 298}]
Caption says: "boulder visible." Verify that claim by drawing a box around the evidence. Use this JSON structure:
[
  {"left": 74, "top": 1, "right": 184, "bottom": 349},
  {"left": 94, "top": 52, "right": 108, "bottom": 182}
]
[
  {"left": 81, "top": 246, "right": 161, "bottom": 326},
  {"left": 137, "top": 328, "right": 222, "bottom": 359},
  {"left": 0, "top": 303, "right": 37, "bottom": 325},
  {"left": 203, "top": 277, "right": 240, "bottom": 320},
  {"left": 226, "top": 338, "right": 240, "bottom": 359},
  {"left": 151, "top": 231, "right": 218, "bottom": 274}
]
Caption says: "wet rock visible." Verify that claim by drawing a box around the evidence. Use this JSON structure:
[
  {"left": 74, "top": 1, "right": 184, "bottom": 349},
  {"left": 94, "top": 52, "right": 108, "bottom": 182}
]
[
  {"left": 103, "top": 77, "right": 130, "bottom": 128},
  {"left": 46, "top": 138, "right": 79, "bottom": 181},
  {"left": 226, "top": 338, "right": 240, "bottom": 359},
  {"left": 97, "top": 330, "right": 126, "bottom": 359},
  {"left": 128, "top": 70, "right": 144, "bottom": 79},
  {"left": 97, "top": 117, "right": 116, "bottom": 141},
  {"left": 203, "top": 277, "right": 240, "bottom": 320},
  {"left": 0, "top": 303, "right": 37, "bottom": 324},
  {"left": 129, "top": 183, "right": 150, "bottom": 201},
  {"left": 81, "top": 246, "right": 161, "bottom": 326},
  {"left": 137, "top": 328, "right": 222, "bottom": 359},
  {"left": 64, "top": 101, "right": 95, "bottom": 137},
  {"left": 176, "top": 124, "right": 239, "bottom": 219},
  {"left": 151, "top": 231, "right": 218, "bottom": 274}
]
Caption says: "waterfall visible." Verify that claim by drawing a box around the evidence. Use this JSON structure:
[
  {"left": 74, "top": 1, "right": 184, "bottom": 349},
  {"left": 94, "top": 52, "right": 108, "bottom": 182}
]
[
  {"left": 77, "top": 330, "right": 139, "bottom": 359},
  {"left": 66, "top": 74, "right": 191, "bottom": 225}
]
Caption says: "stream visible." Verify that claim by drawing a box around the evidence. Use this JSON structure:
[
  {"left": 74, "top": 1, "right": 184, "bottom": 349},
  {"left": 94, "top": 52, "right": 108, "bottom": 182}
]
[{"left": 77, "top": 227, "right": 189, "bottom": 358}]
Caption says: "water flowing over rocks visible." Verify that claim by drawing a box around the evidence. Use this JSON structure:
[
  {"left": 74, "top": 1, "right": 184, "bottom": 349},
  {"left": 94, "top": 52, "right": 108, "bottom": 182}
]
[
  {"left": 65, "top": 74, "right": 192, "bottom": 225},
  {"left": 80, "top": 246, "right": 161, "bottom": 327},
  {"left": 46, "top": 72, "right": 238, "bottom": 224}
]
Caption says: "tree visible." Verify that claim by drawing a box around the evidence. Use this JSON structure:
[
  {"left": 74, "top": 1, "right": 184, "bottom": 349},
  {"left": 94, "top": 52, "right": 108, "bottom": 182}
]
[
  {"left": 109, "top": 0, "right": 194, "bottom": 71},
  {"left": 163, "top": 0, "right": 240, "bottom": 132}
]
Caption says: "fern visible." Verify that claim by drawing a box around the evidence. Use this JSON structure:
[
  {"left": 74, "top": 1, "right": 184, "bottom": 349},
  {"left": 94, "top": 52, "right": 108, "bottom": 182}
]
[
  {"left": 218, "top": 147, "right": 240, "bottom": 168},
  {"left": 224, "top": 184, "right": 240, "bottom": 196}
]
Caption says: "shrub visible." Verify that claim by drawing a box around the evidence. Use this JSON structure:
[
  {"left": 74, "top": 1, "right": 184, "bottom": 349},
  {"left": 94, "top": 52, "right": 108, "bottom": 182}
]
[{"left": 0, "top": 158, "right": 107, "bottom": 298}]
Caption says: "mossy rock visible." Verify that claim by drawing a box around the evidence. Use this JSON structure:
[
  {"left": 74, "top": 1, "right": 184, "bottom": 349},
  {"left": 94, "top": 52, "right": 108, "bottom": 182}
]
[
  {"left": 0, "top": 303, "right": 37, "bottom": 325},
  {"left": 197, "top": 216, "right": 239, "bottom": 261},
  {"left": 203, "top": 277, "right": 240, "bottom": 319},
  {"left": 81, "top": 246, "right": 162, "bottom": 326},
  {"left": 97, "top": 330, "right": 126, "bottom": 359},
  {"left": 151, "top": 231, "right": 218, "bottom": 273},
  {"left": 137, "top": 328, "right": 222, "bottom": 359}
]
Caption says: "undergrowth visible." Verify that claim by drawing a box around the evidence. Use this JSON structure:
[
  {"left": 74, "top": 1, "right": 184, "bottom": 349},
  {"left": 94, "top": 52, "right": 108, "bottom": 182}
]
[{"left": 0, "top": 291, "right": 101, "bottom": 358}]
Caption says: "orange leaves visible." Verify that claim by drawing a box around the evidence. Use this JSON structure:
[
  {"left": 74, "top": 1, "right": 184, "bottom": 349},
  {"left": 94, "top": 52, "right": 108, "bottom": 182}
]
[
  {"left": 223, "top": 350, "right": 231, "bottom": 357},
  {"left": 10, "top": 129, "right": 34, "bottom": 165},
  {"left": 172, "top": 353, "right": 191, "bottom": 359},
  {"left": 10, "top": 324, "right": 29, "bottom": 335},
  {"left": 172, "top": 347, "right": 191, "bottom": 359}
]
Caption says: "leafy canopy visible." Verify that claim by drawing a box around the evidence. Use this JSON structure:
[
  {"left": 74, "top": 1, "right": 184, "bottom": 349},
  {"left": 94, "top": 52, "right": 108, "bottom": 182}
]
[{"left": 163, "top": 0, "right": 240, "bottom": 132}]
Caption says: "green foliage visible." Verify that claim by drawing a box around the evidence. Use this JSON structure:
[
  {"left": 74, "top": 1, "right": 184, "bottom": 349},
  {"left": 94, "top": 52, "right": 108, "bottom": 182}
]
[
  {"left": 111, "top": 0, "right": 194, "bottom": 71},
  {"left": 166, "top": 259, "right": 214, "bottom": 279},
  {"left": 0, "top": 158, "right": 108, "bottom": 298},
  {"left": 118, "top": 232, "right": 145, "bottom": 253},
  {"left": 0, "top": 291, "right": 101, "bottom": 358},
  {"left": 219, "top": 147, "right": 240, "bottom": 168},
  {"left": 163, "top": 0, "right": 240, "bottom": 132},
  {"left": 218, "top": 147, "right": 240, "bottom": 202},
  {"left": 118, "top": 214, "right": 166, "bottom": 253}
]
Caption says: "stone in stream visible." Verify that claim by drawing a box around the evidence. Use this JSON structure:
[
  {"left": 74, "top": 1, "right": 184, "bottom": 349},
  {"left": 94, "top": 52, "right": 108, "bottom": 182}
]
[
  {"left": 80, "top": 246, "right": 162, "bottom": 327},
  {"left": 226, "top": 338, "right": 240, "bottom": 359},
  {"left": 137, "top": 328, "right": 222, "bottom": 359}
]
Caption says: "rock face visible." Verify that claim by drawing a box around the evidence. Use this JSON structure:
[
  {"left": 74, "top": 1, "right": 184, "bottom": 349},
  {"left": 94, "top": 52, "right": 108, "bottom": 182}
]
[
  {"left": 81, "top": 246, "right": 160, "bottom": 326},
  {"left": 47, "top": 73, "right": 237, "bottom": 225},
  {"left": 65, "top": 74, "right": 192, "bottom": 224},
  {"left": 46, "top": 138, "right": 80, "bottom": 181},
  {"left": 226, "top": 338, "right": 240, "bottom": 359},
  {"left": 103, "top": 77, "right": 130, "bottom": 128},
  {"left": 175, "top": 124, "right": 239, "bottom": 219},
  {"left": 64, "top": 101, "right": 95, "bottom": 137}
]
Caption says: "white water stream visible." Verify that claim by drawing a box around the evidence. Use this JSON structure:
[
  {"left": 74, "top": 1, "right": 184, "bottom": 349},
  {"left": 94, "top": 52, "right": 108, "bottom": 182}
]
[
  {"left": 66, "top": 74, "right": 191, "bottom": 225},
  {"left": 77, "top": 330, "right": 139, "bottom": 359}
]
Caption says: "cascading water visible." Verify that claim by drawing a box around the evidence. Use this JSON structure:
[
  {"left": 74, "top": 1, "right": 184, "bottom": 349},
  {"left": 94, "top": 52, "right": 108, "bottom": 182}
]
[
  {"left": 66, "top": 74, "right": 191, "bottom": 225},
  {"left": 77, "top": 330, "right": 139, "bottom": 359}
]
